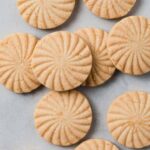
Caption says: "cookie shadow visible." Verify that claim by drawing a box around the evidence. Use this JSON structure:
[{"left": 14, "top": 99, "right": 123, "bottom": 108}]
[
  {"left": 80, "top": 70, "right": 121, "bottom": 91},
  {"left": 127, "top": 0, "right": 142, "bottom": 16},
  {"left": 21, "top": 86, "right": 48, "bottom": 97}
]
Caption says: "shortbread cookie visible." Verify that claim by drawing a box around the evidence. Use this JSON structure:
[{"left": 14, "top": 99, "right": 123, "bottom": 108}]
[
  {"left": 83, "top": 0, "right": 136, "bottom": 19},
  {"left": 75, "top": 139, "right": 119, "bottom": 150},
  {"left": 17, "top": 0, "right": 75, "bottom": 29},
  {"left": 34, "top": 90, "right": 92, "bottom": 146},
  {"left": 107, "top": 16, "right": 150, "bottom": 75},
  {"left": 76, "top": 28, "right": 115, "bottom": 87},
  {"left": 32, "top": 31, "right": 92, "bottom": 91},
  {"left": 107, "top": 91, "right": 150, "bottom": 148},
  {"left": 0, "top": 33, "right": 40, "bottom": 93}
]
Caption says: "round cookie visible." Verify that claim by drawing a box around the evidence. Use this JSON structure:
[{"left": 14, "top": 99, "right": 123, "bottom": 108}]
[
  {"left": 76, "top": 28, "right": 115, "bottom": 87},
  {"left": 0, "top": 33, "right": 40, "bottom": 93},
  {"left": 34, "top": 90, "right": 93, "bottom": 146},
  {"left": 32, "top": 31, "right": 92, "bottom": 91},
  {"left": 107, "top": 91, "right": 150, "bottom": 148},
  {"left": 107, "top": 16, "right": 150, "bottom": 75},
  {"left": 17, "top": 0, "right": 75, "bottom": 29},
  {"left": 83, "top": 0, "right": 136, "bottom": 19},
  {"left": 75, "top": 139, "right": 119, "bottom": 150}
]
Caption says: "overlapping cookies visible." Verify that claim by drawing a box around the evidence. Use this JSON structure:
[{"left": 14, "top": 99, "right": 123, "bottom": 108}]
[
  {"left": 76, "top": 28, "right": 116, "bottom": 86},
  {"left": 2, "top": 15, "right": 150, "bottom": 93},
  {"left": 0, "top": 29, "right": 117, "bottom": 93},
  {"left": 32, "top": 31, "right": 93, "bottom": 91},
  {"left": 0, "top": 0, "right": 150, "bottom": 149}
]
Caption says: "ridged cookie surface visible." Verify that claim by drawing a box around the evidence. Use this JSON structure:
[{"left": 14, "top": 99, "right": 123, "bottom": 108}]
[
  {"left": 34, "top": 90, "right": 92, "bottom": 146},
  {"left": 32, "top": 31, "right": 92, "bottom": 91},
  {"left": 107, "top": 91, "right": 150, "bottom": 148},
  {"left": 83, "top": 0, "right": 136, "bottom": 19},
  {"left": 0, "top": 33, "right": 40, "bottom": 93},
  {"left": 17, "top": 0, "right": 75, "bottom": 29},
  {"left": 75, "top": 139, "right": 119, "bottom": 150},
  {"left": 107, "top": 16, "right": 150, "bottom": 75},
  {"left": 76, "top": 28, "right": 115, "bottom": 87}
]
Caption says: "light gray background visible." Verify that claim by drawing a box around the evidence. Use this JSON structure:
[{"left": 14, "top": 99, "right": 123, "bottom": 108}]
[{"left": 0, "top": 0, "right": 150, "bottom": 150}]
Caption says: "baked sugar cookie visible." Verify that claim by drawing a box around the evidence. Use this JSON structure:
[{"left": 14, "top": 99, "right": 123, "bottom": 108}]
[
  {"left": 0, "top": 33, "right": 40, "bottom": 93},
  {"left": 107, "top": 16, "right": 150, "bottom": 75},
  {"left": 83, "top": 0, "right": 136, "bottom": 19},
  {"left": 76, "top": 28, "right": 115, "bottom": 87},
  {"left": 32, "top": 31, "right": 92, "bottom": 91},
  {"left": 107, "top": 91, "right": 150, "bottom": 148},
  {"left": 75, "top": 139, "right": 119, "bottom": 150},
  {"left": 17, "top": 0, "right": 75, "bottom": 29},
  {"left": 34, "top": 90, "right": 92, "bottom": 146}
]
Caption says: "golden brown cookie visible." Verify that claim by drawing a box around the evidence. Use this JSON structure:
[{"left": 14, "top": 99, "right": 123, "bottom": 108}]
[
  {"left": 75, "top": 139, "right": 119, "bottom": 150},
  {"left": 83, "top": 0, "right": 136, "bottom": 19},
  {"left": 17, "top": 0, "right": 75, "bottom": 29},
  {"left": 107, "top": 91, "right": 150, "bottom": 148},
  {"left": 107, "top": 16, "right": 150, "bottom": 75},
  {"left": 32, "top": 31, "right": 92, "bottom": 91},
  {"left": 34, "top": 90, "right": 93, "bottom": 146},
  {"left": 0, "top": 33, "right": 40, "bottom": 93},
  {"left": 76, "top": 28, "right": 115, "bottom": 87}
]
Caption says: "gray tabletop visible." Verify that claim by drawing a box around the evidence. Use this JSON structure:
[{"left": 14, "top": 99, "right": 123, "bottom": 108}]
[{"left": 0, "top": 0, "right": 150, "bottom": 150}]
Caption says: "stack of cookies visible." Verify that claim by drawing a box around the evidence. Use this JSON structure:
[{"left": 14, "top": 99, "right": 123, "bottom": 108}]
[{"left": 0, "top": 0, "right": 150, "bottom": 149}]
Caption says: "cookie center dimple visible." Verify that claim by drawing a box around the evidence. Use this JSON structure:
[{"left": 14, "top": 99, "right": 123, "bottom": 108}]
[
  {"left": 15, "top": 59, "right": 29, "bottom": 71},
  {"left": 128, "top": 39, "right": 145, "bottom": 52},
  {"left": 57, "top": 111, "right": 73, "bottom": 124},
  {"left": 128, "top": 115, "right": 144, "bottom": 128},
  {"left": 54, "top": 54, "right": 68, "bottom": 69}
]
